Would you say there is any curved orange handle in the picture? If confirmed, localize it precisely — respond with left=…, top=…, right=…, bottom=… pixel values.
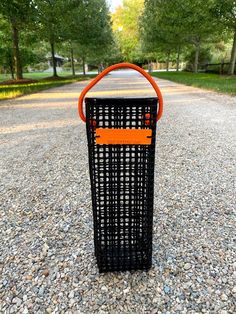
left=78, top=62, right=163, bottom=122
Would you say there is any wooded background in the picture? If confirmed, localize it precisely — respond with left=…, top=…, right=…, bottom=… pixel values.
left=0, top=0, right=235, bottom=80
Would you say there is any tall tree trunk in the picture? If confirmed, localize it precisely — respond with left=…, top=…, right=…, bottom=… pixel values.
left=82, top=57, right=86, bottom=75
left=194, top=43, right=200, bottom=73
left=156, top=58, right=158, bottom=70
left=50, top=42, right=58, bottom=77
left=7, top=52, right=15, bottom=79
left=10, top=62, right=14, bottom=79
left=12, top=25, right=23, bottom=80
left=220, top=59, right=224, bottom=75
left=166, top=52, right=170, bottom=72
left=176, top=46, right=180, bottom=72
left=70, top=47, right=75, bottom=76
left=228, top=30, right=236, bottom=75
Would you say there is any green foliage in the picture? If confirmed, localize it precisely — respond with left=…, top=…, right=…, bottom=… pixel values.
left=140, top=0, right=225, bottom=71
left=30, top=62, right=49, bottom=72
left=141, top=0, right=184, bottom=53
left=185, top=47, right=213, bottom=71
left=66, top=0, right=113, bottom=60
left=0, top=1, right=37, bottom=79
left=112, top=0, right=144, bottom=62
left=213, top=0, right=236, bottom=74
left=0, top=16, right=48, bottom=76
left=204, top=63, right=236, bottom=74
left=35, top=0, right=66, bottom=44
left=0, top=0, right=35, bottom=26
left=214, top=0, right=236, bottom=29
left=0, top=0, right=234, bottom=79
left=0, top=0, right=114, bottom=79
left=151, top=71, right=236, bottom=95
left=87, top=43, right=123, bottom=67
left=62, top=61, right=82, bottom=72
left=0, top=47, right=14, bottom=75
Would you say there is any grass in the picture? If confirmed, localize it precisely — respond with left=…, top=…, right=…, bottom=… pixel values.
left=0, top=71, right=81, bottom=82
left=151, top=71, right=236, bottom=95
left=0, top=74, right=96, bottom=101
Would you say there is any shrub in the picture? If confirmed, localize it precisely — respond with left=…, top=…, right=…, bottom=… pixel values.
left=30, top=62, right=49, bottom=72
left=62, top=61, right=82, bottom=72
left=185, top=47, right=212, bottom=72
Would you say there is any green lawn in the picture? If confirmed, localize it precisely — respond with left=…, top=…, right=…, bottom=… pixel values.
left=0, top=74, right=96, bottom=101
left=0, top=71, right=74, bottom=82
left=151, top=72, right=236, bottom=96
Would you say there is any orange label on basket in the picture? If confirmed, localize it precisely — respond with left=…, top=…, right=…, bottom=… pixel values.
left=96, top=128, right=152, bottom=145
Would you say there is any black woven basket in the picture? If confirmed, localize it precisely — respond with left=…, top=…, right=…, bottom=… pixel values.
left=85, top=97, right=158, bottom=272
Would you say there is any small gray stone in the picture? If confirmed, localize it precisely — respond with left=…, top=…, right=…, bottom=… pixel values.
left=232, top=286, right=236, bottom=296
left=184, top=263, right=192, bottom=270
left=221, top=293, right=228, bottom=301
left=69, top=291, right=75, bottom=298
left=22, top=308, right=29, bottom=314
left=123, top=287, right=130, bottom=294
left=163, top=285, right=171, bottom=294
left=101, top=286, right=108, bottom=293
left=38, top=287, right=44, bottom=297
left=10, top=305, right=18, bottom=314
left=23, top=295, right=27, bottom=302
left=3, top=279, right=8, bottom=286
left=219, top=310, right=228, bottom=314
left=12, top=297, right=22, bottom=306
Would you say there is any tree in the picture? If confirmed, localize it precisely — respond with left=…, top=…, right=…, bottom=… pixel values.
left=0, top=16, right=47, bottom=79
left=65, top=0, right=113, bottom=75
left=140, top=0, right=185, bottom=71
left=141, top=0, right=223, bottom=72
left=0, top=17, right=14, bottom=78
left=181, top=0, right=223, bottom=73
left=112, top=0, right=144, bottom=62
left=35, top=0, right=70, bottom=77
left=214, top=0, right=236, bottom=75
left=0, top=1, right=35, bottom=80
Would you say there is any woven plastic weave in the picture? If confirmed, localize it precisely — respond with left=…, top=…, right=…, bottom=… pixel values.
left=85, top=97, right=158, bottom=272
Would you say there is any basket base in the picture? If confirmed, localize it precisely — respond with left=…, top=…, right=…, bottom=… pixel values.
left=97, top=246, right=152, bottom=273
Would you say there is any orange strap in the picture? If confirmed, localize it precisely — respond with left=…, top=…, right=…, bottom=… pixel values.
left=78, top=62, right=163, bottom=122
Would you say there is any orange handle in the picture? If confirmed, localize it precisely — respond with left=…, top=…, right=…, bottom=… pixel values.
left=78, top=62, right=163, bottom=122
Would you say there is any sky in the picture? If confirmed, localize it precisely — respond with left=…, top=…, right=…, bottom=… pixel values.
left=107, top=0, right=123, bottom=12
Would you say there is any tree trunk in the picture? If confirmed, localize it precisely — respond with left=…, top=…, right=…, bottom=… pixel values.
left=82, top=57, right=86, bottom=75
left=156, top=58, right=158, bottom=70
left=176, top=46, right=180, bottom=72
left=50, top=42, right=58, bottom=77
left=228, top=30, right=236, bottom=75
left=166, top=52, right=170, bottom=72
left=70, top=47, right=75, bottom=76
left=12, top=25, right=23, bottom=80
left=10, top=62, right=14, bottom=79
left=7, top=51, right=15, bottom=79
left=194, top=43, right=200, bottom=73
left=220, top=59, right=224, bottom=75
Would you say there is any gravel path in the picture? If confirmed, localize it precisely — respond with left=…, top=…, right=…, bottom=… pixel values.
left=0, top=71, right=236, bottom=313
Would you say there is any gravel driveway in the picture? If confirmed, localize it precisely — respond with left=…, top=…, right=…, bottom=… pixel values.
left=0, top=71, right=236, bottom=313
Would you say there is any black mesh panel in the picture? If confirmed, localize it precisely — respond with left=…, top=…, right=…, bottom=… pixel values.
left=85, top=97, right=158, bottom=272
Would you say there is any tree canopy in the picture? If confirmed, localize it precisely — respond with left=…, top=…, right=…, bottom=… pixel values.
left=112, top=0, right=144, bottom=62
left=0, top=0, right=114, bottom=79
left=0, top=0, right=36, bottom=79
left=213, top=0, right=236, bottom=74
left=140, top=0, right=224, bottom=72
